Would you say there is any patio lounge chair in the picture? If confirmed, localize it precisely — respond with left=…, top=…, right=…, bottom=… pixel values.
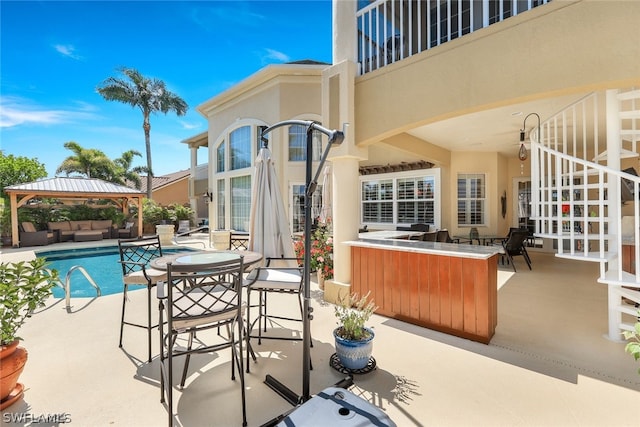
left=158, top=255, right=247, bottom=427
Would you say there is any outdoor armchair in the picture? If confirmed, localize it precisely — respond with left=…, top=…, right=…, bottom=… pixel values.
left=436, top=229, right=459, bottom=243
left=19, top=222, right=56, bottom=247
left=114, top=221, right=138, bottom=239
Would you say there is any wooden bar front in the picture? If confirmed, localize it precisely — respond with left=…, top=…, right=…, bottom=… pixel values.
left=350, top=245, right=499, bottom=344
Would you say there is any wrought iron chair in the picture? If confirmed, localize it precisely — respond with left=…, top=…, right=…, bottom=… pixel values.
left=117, top=235, right=166, bottom=362
left=158, top=255, right=247, bottom=427
left=500, top=230, right=532, bottom=272
left=244, top=257, right=311, bottom=371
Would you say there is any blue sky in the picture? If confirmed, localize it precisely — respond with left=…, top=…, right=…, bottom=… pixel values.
left=0, top=0, right=332, bottom=178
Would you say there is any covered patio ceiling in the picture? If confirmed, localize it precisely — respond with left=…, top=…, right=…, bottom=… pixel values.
left=4, top=177, right=145, bottom=248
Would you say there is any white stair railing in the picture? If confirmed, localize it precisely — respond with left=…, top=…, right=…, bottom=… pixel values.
left=531, top=88, right=640, bottom=339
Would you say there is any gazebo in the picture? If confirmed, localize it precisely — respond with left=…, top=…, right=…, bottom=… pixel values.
left=4, top=177, right=145, bottom=248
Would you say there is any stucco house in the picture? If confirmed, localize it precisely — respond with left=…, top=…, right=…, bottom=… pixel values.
left=190, top=0, right=640, bottom=340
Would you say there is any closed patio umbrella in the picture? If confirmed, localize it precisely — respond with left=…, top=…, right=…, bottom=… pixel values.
left=248, top=143, right=295, bottom=263
left=319, top=164, right=332, bottom=224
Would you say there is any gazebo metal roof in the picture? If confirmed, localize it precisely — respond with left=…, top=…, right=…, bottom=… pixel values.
left=4, top=177, right=145, bottom=247
left=5, top=177, right=144, bottom=195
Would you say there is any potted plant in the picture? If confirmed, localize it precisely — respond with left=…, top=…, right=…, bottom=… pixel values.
left=0, top=259, right=59, bottom=409
left=294, top=222, right=333, bottom=289
left=333, top=292, right=378, bottom=370
left=622, top=310, right=640, bottom=375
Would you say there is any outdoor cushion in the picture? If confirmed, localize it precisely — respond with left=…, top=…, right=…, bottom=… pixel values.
left=48, top=221, right=72, bottom=232
left=92, top=220, right=112, bottom=230
left=123, top=268, right=167, bottom=285
left=70, top=220, right=92, bottom=230
left=21, top=222, right=37, bottom=233
left=79, top=224, right=91, bottom=230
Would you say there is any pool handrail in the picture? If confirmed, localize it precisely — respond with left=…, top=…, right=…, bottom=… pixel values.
left=172, top=225, right=209, bottom=249
left=64, top=266, right=102, bottom=312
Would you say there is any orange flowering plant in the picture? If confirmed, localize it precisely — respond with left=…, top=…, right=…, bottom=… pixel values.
left=293, top=222, right=334, bottom=280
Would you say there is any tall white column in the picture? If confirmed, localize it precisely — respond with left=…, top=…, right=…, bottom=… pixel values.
left=322, top=1, right=366, bottom=303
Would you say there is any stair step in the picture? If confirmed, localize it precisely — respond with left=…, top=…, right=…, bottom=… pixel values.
left=617, top=89, right=640, bottom=101
left=619, top=110, right=640, bottom=120
left=593, top=148, right=639, bottom=161
left=598, top=269, right=640, bottom=286
left=556, top=252, right=614, bottom=263
left=618, top=303, right=640, bottom=317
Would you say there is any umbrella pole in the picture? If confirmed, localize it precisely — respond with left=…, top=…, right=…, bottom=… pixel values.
left=260, top=120, right=344, bottom=407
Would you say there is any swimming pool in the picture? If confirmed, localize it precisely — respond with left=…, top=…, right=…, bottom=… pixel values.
left=37, top=246, right=196, bottom=298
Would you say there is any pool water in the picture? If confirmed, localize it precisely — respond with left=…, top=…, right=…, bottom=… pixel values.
left=37, top=246, right=195, bottom=298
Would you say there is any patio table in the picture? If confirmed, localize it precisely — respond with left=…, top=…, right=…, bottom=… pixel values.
left=150, top=250, right=263, bottom=270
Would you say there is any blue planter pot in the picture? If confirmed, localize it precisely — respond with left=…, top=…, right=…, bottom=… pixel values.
left=333, top=327, right=374, bottom=370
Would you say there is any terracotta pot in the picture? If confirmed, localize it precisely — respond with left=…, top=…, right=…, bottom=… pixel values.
left=0, top=340, right=28, bottom=410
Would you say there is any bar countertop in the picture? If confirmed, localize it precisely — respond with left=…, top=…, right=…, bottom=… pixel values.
left=345, top=237, right=503, bottom=260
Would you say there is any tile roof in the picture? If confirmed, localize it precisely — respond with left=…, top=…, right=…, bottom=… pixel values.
left=139, top=169, right=190, bottom=194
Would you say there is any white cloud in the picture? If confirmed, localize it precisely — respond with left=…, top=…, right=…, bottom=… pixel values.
left=179, top=120, right=201, bottom=130
left=0, top=96, right=98, bottom=128
left=262, top=48, right=290, bottom=64
left=53, top=44, right=83, bottom=60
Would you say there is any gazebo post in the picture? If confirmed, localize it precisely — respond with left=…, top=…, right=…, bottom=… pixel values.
left=9, top=192, right=19, bottom=248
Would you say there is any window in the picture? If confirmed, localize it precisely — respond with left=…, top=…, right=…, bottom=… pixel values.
left=289, top=124, right=322, bottom=162
left=397, top=176, right=436, bottom=224
left=360, top=169, right=440, bottom=227
left=230, top=126, right=251, bottom=170
left=216, top=141, right=225, bottom=173
left=213, top=123, right=262, bottom=231
left=362, top=179, right=394, bottom=223
left=231, top=176, right=251, bottom=231
left=457, top=173, right=486, bottom=226
left=291, top=184, right=306, bottom=233
left=217, top=179, right=225, bottom=229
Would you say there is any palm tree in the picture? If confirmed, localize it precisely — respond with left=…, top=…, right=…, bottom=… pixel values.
left=56, top=141, right=116, bottom=179
left=96, top=67, right=188, bottom=199
left=113, top=149, right=147, bottom=190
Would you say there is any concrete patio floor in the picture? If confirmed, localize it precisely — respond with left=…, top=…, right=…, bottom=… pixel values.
left=1, top=237, right=639, bottom=426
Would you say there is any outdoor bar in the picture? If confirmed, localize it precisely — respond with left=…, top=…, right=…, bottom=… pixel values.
left=345, top=237, right=502, bottom=344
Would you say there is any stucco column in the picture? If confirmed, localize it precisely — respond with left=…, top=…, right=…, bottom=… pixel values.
left=189, top=145, right=198, bottom=215
left=331, top=156, right=361, bottom=283
left=333, top=0, right=357, bottom=63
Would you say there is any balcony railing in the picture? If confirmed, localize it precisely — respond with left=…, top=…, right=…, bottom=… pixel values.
left=357, top=0, right=550, bottom=75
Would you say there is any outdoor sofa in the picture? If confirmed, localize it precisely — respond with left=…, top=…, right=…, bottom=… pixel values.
left=47, top=220, right=113, bottom=242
